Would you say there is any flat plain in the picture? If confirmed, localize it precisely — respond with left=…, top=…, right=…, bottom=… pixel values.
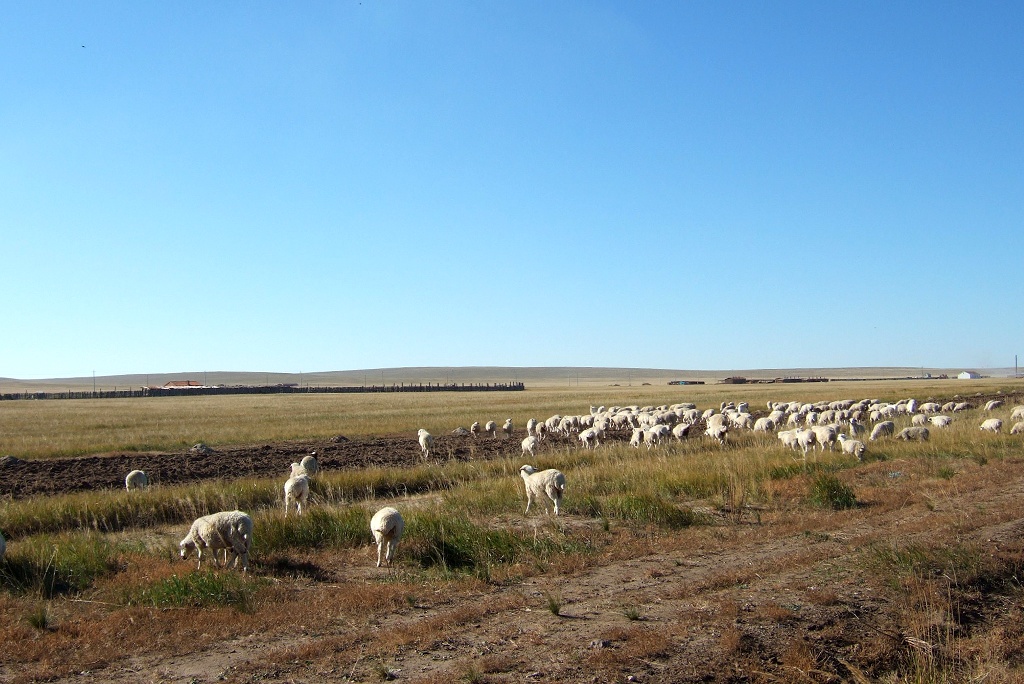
left=2, top=377, right=1024, bottom=683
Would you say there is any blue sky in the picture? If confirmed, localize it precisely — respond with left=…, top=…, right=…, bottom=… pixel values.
left=2, top=2, right=1022, bottom=379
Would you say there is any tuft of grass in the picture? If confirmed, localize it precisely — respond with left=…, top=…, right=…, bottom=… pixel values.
left=26, top=602, right=52, bottom=630
left=0, top=532, right=122, bottom=597
left=545, top=590, right=562, bottom=616
left=255, top=506, right=369, bottom=554
left=123, top=569, right=260, bottom=610
left=808, top=474, right=857, bottom=510
left=599, top=494, right=706, bottom=529
left=623, top=604, right=644, bottom=621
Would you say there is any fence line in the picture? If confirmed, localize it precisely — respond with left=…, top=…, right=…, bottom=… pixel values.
left=0, top=382, right=526, bottom=401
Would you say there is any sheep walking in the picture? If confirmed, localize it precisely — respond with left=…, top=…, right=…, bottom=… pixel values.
left=521, top=434, right=539, bottom=458
left=519, top=465, right=566, bottom=516
left=484, top=420, right=498, bottom=438
left=980, top=418, right=1003, bottom=433
left=869, top=421, right=895, bottom=441
left=1011, top=406, right=1024, bottom=422
left=179, top=510, right=253, bottom=572
left=470, top=421, right=481, bottom=438
left=502, top=418, right=514, bottom=438
left=897, top=426, right=930, bottom=442
left=1011, top=422, right=1024, bottom=435
left=417, top=429, right=434, bottom=460
left=578, top=427, right=600, bottom=450
left=284, top=473, right=310, bottom=516
left=125, top=469, right=149, bottom=491
left=370, top=506, right=404, bottom=568
left=837, top=434, right=866, bottom=461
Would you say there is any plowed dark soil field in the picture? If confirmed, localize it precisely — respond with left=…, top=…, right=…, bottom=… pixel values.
left=0, top=434, right=521, bottom=499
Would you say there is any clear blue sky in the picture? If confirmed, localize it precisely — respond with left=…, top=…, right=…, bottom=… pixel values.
left=3, top=2, right=1022, bottom=379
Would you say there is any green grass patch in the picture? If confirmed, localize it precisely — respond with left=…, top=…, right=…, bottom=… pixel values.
left=0, top=532, right=122, bottom=597
left=123, top=569, right=261, bottom=610
left=807, top=474, right=857, bottom=510
left=255, top=507, right=369, bottom=554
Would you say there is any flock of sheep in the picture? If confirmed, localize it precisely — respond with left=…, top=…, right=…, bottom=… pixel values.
left=3, top=393, right=1017, bottom=572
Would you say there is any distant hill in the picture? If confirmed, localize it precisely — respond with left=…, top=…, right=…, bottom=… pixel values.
left=2, top=365, right=1017, bottom=393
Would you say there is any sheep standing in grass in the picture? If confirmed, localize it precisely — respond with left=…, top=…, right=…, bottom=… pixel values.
left=519, top=465, right=566, bottom=516
left=870, top=421, right=895, bottom=441
left=526, top=418, right=538, bottom=436
left=370, top=506, right=404, bottom=568
left=417, top=429, right=434, bottom=460
left=980, top=418, right=1003, bottom=433
left=1011, top=406, right=1024, bottom=422
left=300, top=453, right=319, bottom=476
left=179, top=510, right=253, bottom=572
left=795, top=428, right=817, bottom=454
left=985, top=400, right=1004, bottom=411
left=929, top=415, right=953, bottom=428
left=284, top=472, right=310, bottom=516
left=521, top=434, right=539, bottom=458
left=1011, top=422, right=1024, bottom=435
left=502, top=418, right=514, bottom=439
left=484, top=420, right=498, bottom=438
left=578, top=427, right=600, bottom=450
left=837, top=434, right=866, bottom=460
left=897, top=426, right=930, bottom=441
left=125, top=469, right=149, bottom=491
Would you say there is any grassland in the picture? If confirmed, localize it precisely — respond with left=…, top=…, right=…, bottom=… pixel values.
left=2, top=378, right=1024, bottom=683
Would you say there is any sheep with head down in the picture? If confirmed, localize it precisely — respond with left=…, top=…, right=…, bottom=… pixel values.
left=519, top=465, right=566, bottom=516
left=370, top=506, right=404, bottom=568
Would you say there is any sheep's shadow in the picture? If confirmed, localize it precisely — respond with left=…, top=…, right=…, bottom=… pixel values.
left=261, top=556, right=335, bottom=582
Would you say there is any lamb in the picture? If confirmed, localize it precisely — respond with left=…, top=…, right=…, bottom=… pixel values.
left=753, top=417, right=776, bottom=433
left=369, top=506, right=404, bottom=567
left=125, top=469, right=149, bottom=491
left=521, top=434, right=539, bottom=458
left=179, top=510, right=253, bottom=572
left=980, top=418, right=1003, bottom=433
left=519, top=465, right=566, bottom=516
left=578, top=427, right=600, bottom=450
left=284, top=472, right=310, bottom=516
left=870, top=421, right=896, bottom=441
left=300, top=452, right=320, bottom=476
left=502, top=418, right=514, bottom=438
left=837, top=434, right=866, bottom=460
left=417, top=428, right=434, bottom=460
left=484, top=420, right=498, bottom=438
left=897, top=426, right=930, bottom=441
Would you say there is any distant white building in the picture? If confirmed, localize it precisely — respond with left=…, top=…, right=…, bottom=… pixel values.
left=958, top=371, right=982, bottom=380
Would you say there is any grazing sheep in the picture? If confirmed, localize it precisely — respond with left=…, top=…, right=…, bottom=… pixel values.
left=777, top=429, right=800, bottom=451
left=1011, top=406, right=1024, bottom=422
left=300, top=453, right=320, bottom=476
left=704, top=423, right=729, bottom=446
left=919, top=402, right=942, bottom=414
left=795, top=428, right=817, bottom=454
left=897, top=426, right=930, bottom=441
left=484, top=420, right=498, bottom=438
left=929, top=415, right=953, bottom=428
left=1011, top=422, right=1024, bottom=435
left=629, top=427, right=645, bottom=448
left=953, top=402, right=971, bottom=412
left=284, top=473, right=310, bottom=516
left=417, top=429, right=434, bottom=460
left=672, top=422, right=693, bottom=441
left=837, top=434, right=866, bottom=460
left=980, top=418, right=1003, bottom=433
left=811, top=425, right=838, bottom=452
left=911, top=414, right=928, bottom=427
left=849, top=418, right=866, bottom=437
left=179, top=510, right=253, bottom=572
left=519, top=465, right=566, bottom=516
left=870, top=421, right=896, bottom=441
left=470, top=421, right=481, bottom=438
left=521, top=434, right=539, bottom=458
left=646, top=424, right=670, bottom=449
left=578, top=427, right=600, bottom=450
left=369, top=506, right=404, bottom=568
left=753, top=417, right=776, bottom=433
left=125, top=469, right=149, bottom=491
left=985, top=399, right=1004, bottom=412
left=502, top=418, right=514, bottom=438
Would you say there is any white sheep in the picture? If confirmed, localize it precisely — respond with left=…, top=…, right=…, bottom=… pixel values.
left=370, top=506, right=404, bottom=568
left=526, top=418, right=538, bottom=436
left=484, top=420, right=498, bottom=438
left=911, top=414, right=928, bottom=427
left=629, top=427, right=645, bottom=448
left=502, top=418, right=514, bottom=438
left=519, top=465, right=566, bottom=516
left=929, top=415, right=953, bottom=428
left=179, top=510, right=253, bottom=572
left=837, top=434, right=866, bottom=460
left=470, top=421, right=481, bottom=438
left=777, top=429, right=799, bottom=450
left=985, top=399, right=1004, bottom=411
left=849, top=419, right=866, bottom=437
left=645, top=424, right=671, bottom=449
left=897, top=426, right=929, bottom=441
left=795, top=428, right=817, bottom=454
left=1011, top=406, right=1024, bottom=422
left=704, top=423, right=729, bottom=446
left=811, top=425, right=838, bottom=452
left=1011, top=422, right=1024, bottom=435
left=980, top=418, right=1003, bottom=433
left=521, top=434, right=539, bottom=458
left=284, top=473, right=310, bottom=516
left=417, top=428, right=434, bottom=460
left=672, top=422, right=693, bottom=441
left=578, top=427, right=600, bottom=450
left=300, top=453, right=320, bottom=475
left=125, top=469, right=149, bottom=491
left=870, top=421, right=895, bottom=441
